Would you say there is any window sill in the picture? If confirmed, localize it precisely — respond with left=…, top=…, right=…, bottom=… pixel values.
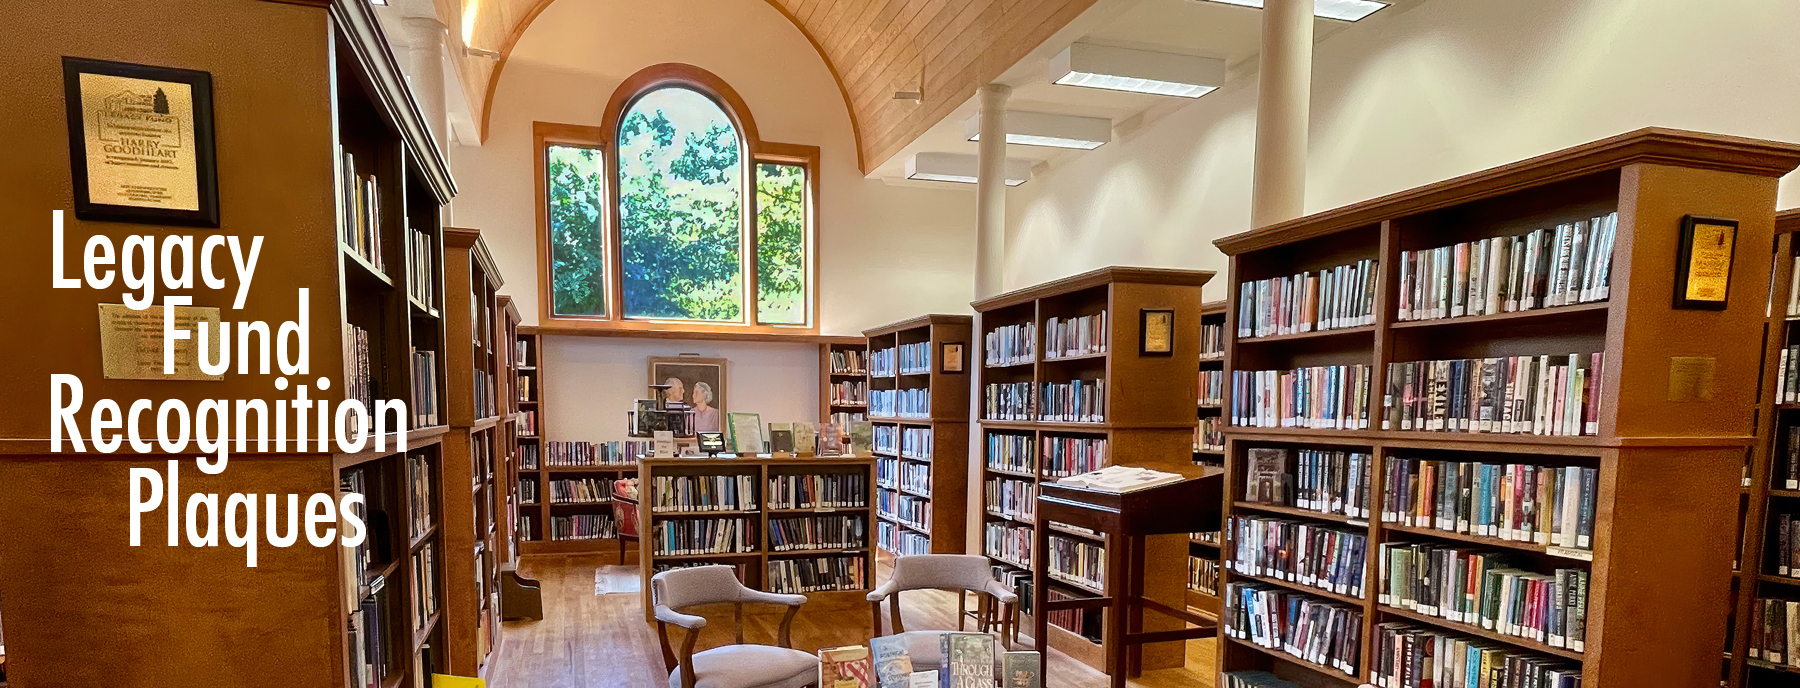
left=523, top=321, right=860, bottom=345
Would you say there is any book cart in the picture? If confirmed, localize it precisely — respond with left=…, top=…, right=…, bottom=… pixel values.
left=973, top=266, right=1212, bottom=672
left=1215, top=128, right=1800, bottom=688
left=863, top=315, right=973, bottom=556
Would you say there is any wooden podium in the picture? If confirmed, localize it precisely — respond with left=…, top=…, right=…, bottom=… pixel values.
left=1033, top=468, right=1224, bottom=687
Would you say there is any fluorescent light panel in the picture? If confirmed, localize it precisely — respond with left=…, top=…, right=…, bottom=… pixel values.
left=1050, top=44, right=1226, bottom=99
left=1204, top=0, right=1389, bottom=22
left=965, top=111, right=1112, bottom=150
left=906, top=153, right=1031, bottom=186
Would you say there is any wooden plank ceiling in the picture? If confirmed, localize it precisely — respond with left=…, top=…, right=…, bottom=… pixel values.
left=446, top=0, right=1098, bottom=175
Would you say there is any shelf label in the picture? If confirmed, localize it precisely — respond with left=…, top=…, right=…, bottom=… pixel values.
left=1545, top=545, right=1595, bottom=561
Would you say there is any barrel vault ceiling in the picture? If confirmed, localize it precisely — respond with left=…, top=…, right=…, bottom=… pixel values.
left=441, top=0, right=1101, bottom=175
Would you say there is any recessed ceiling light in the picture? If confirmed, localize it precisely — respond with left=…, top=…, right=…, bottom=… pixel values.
left=965, top=111, right=1112, bottom=150
left=905, top=153, right=1031, bottom=186
left=1203, top=0, right=1390, bottom=22
left=1050, top=44, right=1227, bottom=99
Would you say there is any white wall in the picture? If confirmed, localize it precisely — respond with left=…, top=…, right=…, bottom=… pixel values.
left=1006, top=0, right=1800, bottom=300
left=446, top=0, right=979, bottom=441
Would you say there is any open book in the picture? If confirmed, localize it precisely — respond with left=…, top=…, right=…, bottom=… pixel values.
left=1056, top=465, right=1185, bottom=493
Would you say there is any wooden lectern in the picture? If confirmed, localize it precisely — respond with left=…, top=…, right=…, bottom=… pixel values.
left=1033, top=467, right=1223, bottom=687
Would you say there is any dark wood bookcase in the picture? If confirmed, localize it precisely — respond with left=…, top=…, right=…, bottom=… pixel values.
left=820, top=338, right=871, bottom=436
left=1214, top=128, right=1800, bottom=688
left=972, top=267, right=1212, bottom=672
left=1188, top=300, right=1228, bottom=619
left=1727, top=208, right=1800, bottom=688
left=497, top=296, right=523, bottom=566
left=863, top=315, right=973, bottom=556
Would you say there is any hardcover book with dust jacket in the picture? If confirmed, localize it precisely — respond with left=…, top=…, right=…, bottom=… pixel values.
left=869, top=634, right=913, bottom=688
left=940, top=632, right=993, bottom=688
left=819, top=644, right=875, bottom=688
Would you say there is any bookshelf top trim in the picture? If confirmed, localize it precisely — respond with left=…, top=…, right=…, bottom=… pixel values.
left=971, top=265, right=1216, bottom=311
left=517, top=324, right=860, bottom=345
left=1215, top=127, right=1800, bottom=255
left=861, top=313, right=974, bottom=337
left=639, top=455, right=877, bottom=467
left=445, top=227, right=503, bottom=290
left=1779, top=207, right=1800, bottom=234
left=1201, top=300, right=1227, bottom=315
left=329, top=0, right=455, bottom=203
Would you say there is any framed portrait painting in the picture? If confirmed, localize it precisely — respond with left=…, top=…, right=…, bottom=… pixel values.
left=649, top=356, right=726, bottom=434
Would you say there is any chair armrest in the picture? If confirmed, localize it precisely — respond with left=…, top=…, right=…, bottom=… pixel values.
left=739, top=588, right=808, bottom=608
left=865, top=578, right=902, bottom=602
left=983, top=580, right=1019, bottom=605
left=655, top=604, right=708, bottom=630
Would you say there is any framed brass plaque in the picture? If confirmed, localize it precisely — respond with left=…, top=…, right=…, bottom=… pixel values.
left=1674, top=215, right=1737, bottom=310
left=63, top=57, right=219, bottom=227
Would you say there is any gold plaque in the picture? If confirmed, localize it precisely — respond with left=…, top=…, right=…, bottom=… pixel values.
left=1667, top=356, right=1716, bottom=402
left=1675, top=216, right=1737, bottom=310
left=1140, top=309, right=1174, bottom=356
left=98, top=304, right=225, bottom=381
left=63, top=57, right=218, bottom=226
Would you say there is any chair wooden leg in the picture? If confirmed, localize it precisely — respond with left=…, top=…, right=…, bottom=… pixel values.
left=958, top=592, right=967, bottom=631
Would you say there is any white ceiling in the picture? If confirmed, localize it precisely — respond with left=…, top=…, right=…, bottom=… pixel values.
left=873, top=0, right=1428, bottom=184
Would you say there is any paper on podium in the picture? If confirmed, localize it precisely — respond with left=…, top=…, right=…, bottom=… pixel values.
left=433, top=675, right=486, bottom=688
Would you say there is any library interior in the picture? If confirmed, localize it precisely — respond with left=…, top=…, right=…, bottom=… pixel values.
left=6, top=1, right=1800, bottom=687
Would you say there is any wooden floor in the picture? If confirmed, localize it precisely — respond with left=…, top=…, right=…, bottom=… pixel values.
left=484, top=553, right=1217, bottom=688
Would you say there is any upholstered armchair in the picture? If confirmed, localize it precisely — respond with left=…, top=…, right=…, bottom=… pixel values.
left=651, top=565, right=816, bottom=688
left=866, top=554, right=1017, bottom=670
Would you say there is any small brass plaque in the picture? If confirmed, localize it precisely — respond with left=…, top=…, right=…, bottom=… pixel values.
left=1667, top=356, right=1716, bottom=402
left=98, top=303, right=223, bottom=381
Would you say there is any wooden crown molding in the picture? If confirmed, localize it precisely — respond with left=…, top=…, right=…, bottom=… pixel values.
left=1778, top=208, right=1800, bottom=235
left=861, top=313, right=975, bottom=338
left=972, top=266, right=1218, bottom=312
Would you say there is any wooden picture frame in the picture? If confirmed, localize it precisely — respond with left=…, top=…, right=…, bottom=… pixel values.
left=1139, top=308, right=1175, bottom=356
left=62, top=57, right=219, bottom=227
left=1673, top=215, right=1738, bottom=311
left=649, top=356, right=726, bottom=433
left=940, top=342, right=965, bottom=374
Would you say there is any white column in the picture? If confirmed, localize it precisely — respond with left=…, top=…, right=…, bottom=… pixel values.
left=1250, top=0, right=1313, bottom=228
left=401, top=15, right=451, bottom=152
left=975, top=84, right=1012, bottom=300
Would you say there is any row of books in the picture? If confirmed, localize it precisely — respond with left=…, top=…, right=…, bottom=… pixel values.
left=1228, top=516, right=1368, bottom=598
left=550, top=514, right=615, bottom=541
left=768, top=473, right=868, bottom=510
left=1231, top=365, right=1375, bottom=430
left=1043, top=436, right=1107, bottom=478
left=410, top=349, right=440, bottom=428
left=985, top=477, right=1035, bottom=522
left=1238, top=259, right=1379, bottom=338
left=877, top=489, right=930, bottom=530
left=985, top=521, right=1033, bottom=567
left=898, top=461, right=929, bottom=495
left=1382, top=458, right=1598, bottom=550
left=647, top=474, right=758, bottom=513
left=1243, top=448, right=1373, bottom=519
left=767, top=554, right=866, bottom=594
left=820, top=633, right=1036, bottom=688
left=872, top=425, right=898, bottom=455
left=1047, top=535, right=1106, bottom=591
left=875, top=457, right=899, bottom=489
left=1225, top=583, right=1362, bottom=677
left=514, top=339, right=534, bottom=367
left=347, top=588, right=394, bottom=688
left=1043, top=312, right=1107, bottom=358
left=1771, top=512, right=1800, bottom=576
left=1196, top=416, right=1224, bottom=452
left=515, top=373, right=533, bottom=403
left=520, top=478, right=538, bottom=504
left=1749, top=596, right=1800, bottom=667
left=829, top=411, right=866, bottom=435
left=986, top=322, right=1035, bottom=366
left=1190, top=555, right=1219, bottom=596
left=1383, top=354, right=1601, bottom=436
left=1221, top=672, right=1305, bottom=688
left=1774, top=346, right=1800, bottom=405
left=869, top=389, right=929, bottom=418
left=338, top=149, right=385, bottom=271
left=899, top=427, right=931, bottom=460
left=521, top=440, right=646, bottom=468
left=472, top=369, right=497, bottom=420
left=1200, top=369, right=1224, bottom=406
left=410, top=546, right=439, bottom=633
left=868, top=347, right=895, bottom=377
left=517, top=409, right=537, bottom=436
left=547, top=478, right=612, bottom=505
left=896, top=341, right=932, bottom=374
left=1371, top=624, right=1581, bottom=688
left=406, top=226, right=434, bottom=308
left=1202, top=322, right=1225, bottom=359
left=1047, top=587, right=1101, bottom=642
left=407, top=452, right=434, bottom=538
left=877, top=520, right=931, bottom=556
left=651, top=517, right=754, bottom=555
left=984, top=382, right=1035, bottom=421
left=829, top=348, right=868, bottom=375
left=344, top=325, right=376, bottom=435
left=340, top=469, right=379, bottom=608
left=828, top=380, right=868, bottom=406
left=986, top=433, right=1034, bottom=474
left=767, top=514, right=866, bottom=551
left=1398, top=214, right=1617, bottom=322
left=1377, top=542, right=1589, bottom=651
left=1039, top=378, right=1106, bottom=423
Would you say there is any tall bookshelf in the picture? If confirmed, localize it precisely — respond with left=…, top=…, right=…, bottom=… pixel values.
left=1214, top=128, right=1800, bottom=688
left=512, top=330, right=542, bottom=550
left=1727, top=208, right=1800, bottom=688
left=497, top=296, right=523, bottom=565
left=441, top=228, right=506, bottom=677
left=863, top=315, right=973, bottom=556
left=1188, top=301, right=1229, bottom=619
left=510, top=330, right=637, bottom=556
left=821, top=338, right=871, bottom=435
left=973, top=267, right=1211, bottom=672
left=636, top=456, right=878, bottom=620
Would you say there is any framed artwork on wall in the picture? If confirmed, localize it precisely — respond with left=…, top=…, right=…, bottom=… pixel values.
left=649, top=356, right=726, bottom=433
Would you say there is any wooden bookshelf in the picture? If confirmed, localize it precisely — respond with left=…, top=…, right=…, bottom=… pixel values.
left=972, top=267, right=1212, bottom=672
left=1214, top=128, right=1800, bottom=688
left=1727, top=207, right=1800, bottom=688
left=1189, top=301, right=1228, bottom=619
left=820, top=337, right=871, bottom=435
left=496, top=296, right=523, bottom=565
left=440, top=228, right=507, bottom=677
left=862, top=315, right=973, bottom=556
left=636, top=456, right=878, bottom=620
left=510, top=329, right=638, bottom=556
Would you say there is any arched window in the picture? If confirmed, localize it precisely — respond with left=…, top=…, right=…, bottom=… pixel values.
left=533, top=64, right=817, bottom=333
